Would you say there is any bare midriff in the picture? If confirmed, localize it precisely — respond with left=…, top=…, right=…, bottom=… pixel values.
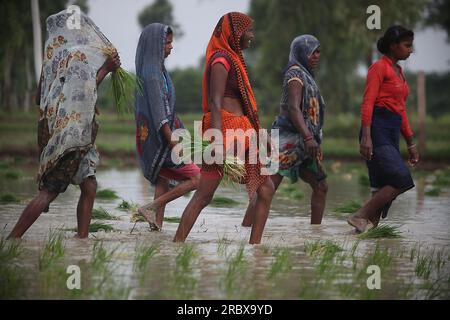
left=221, top=97, right=244, bottom=116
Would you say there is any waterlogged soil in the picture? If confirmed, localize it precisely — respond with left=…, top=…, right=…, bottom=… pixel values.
left=1, top=162, right=449, bottom=299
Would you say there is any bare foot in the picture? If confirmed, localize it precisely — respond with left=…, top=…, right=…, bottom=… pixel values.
left=347, top=214, right=368, bottom=233
left=138, top=205, right=161, bottom=231
left=368, top=212, right=381, bottom=229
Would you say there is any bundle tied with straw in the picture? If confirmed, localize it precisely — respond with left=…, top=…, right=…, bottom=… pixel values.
left=101, top=46, right=143, bottom=114
left=179, top=135, right=246, bottom=187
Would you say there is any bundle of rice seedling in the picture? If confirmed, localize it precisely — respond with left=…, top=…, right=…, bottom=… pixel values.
left=101, top=46, right=143, bottom=114
left=180, top=136, right=246, bottom=186
left=358, top=224, right=402, bottom=239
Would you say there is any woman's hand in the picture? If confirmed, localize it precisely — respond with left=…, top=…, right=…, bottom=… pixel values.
left=305, top=138, right=319, bottom=159
left=360, top=133, right=373, bottom=161
left=97, top=52, right=121, bottom=86
left=102, top=52, right=121, bottom=73
left=408, top=145, right=419, bottom=166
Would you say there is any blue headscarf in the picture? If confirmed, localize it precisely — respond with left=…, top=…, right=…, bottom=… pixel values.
left=135, top=23, right=177, bottom=184
left=287, top=34, right=320, bottom=76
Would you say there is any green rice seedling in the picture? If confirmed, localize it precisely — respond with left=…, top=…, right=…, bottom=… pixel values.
left=38, top=230, right=65, bottom=271
left=89, top=222, right=114, bottom=233
left=425, top=187, right=442, bottom=196
left=365, top=243, right=393, bottom=270
left=171, top=244, right=199, bottom=299
left=181, top=137, right=246, bottom=185
left=415, top=251, right=434, bottom=280
left=267, top=248, right=293, bottom=281
left=210, top=196, right=240, bottom=207
left=0, top=194, right=19, bottom=203
left=91, top=241, right=116, bottom=273
left=163, top=216, right=181, bottom=223
left=92, top=207, right=119, bottom=220
left=117, top=200, right=131, bottom=210
left=117, top=199, right=138, bottom=211
left=0, top=237, right=22, bottom=263
left=134, top=243, right=159, bottom=273
left=217, top=235, right=232, bottom=257
left=305, top=240, right=343, bottom=258
left=278, top=182, right=304, bottom=200
left=96, top=188, right=119, bottom=199
left=0, top=238, right=25, bottom=299
left=358, top=224, right=402, bottom=239
left=223, top=246, right=248, bottom=298
left=101, top=46, right=143, bottom=115
left=334, top=201, right=362, bottom=214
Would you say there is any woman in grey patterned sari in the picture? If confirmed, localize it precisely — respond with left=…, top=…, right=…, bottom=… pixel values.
left=8, top=10, right=120, bottom=239
left=244, top=35, right=328, bottom=226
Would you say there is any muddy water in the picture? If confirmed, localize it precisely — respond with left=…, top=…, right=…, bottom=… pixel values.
left=1, top=163, right=449, bottom=299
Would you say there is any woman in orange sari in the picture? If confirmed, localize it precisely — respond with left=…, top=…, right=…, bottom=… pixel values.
left=174, top=12, right=275, bottom=244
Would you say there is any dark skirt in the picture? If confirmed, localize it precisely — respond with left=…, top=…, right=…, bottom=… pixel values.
left=362, top=107, right=415, bottom=191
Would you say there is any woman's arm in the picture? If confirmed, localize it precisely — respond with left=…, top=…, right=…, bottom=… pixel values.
left=209, top=63, right=228, bottom=132
left=96, top=52, right=121, bottom=86
left=287, top=80, right=319, bottom=158
left=360, top=62, right=384, bottom=161
left=161, top=122, right=177, bottom=149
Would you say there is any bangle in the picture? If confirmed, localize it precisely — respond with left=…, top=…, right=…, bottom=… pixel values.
left=407, top=144, right=416, bottom=150
left=303, top=135, right=313, bottom=143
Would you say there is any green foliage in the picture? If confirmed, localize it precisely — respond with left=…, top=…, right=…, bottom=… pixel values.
left=425, top=0, right=450, bottom=41
left=248, top=0, right=427, bottom=112
left=334, top=200, right=362, bottom=214
left=92, top=207, right=119, bottom=220
left=96, top=188, right=119, bottom=199
left=170, top=67, right=203, bottom=113
left=210, top=196, right=241, bottom=207
left=137, top=0, right=182, bottom=36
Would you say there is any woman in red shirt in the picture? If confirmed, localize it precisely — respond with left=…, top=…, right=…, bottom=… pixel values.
left=348, top=25, right=419, bottom=233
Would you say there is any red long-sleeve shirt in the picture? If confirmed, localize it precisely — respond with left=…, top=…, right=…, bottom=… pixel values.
left=360, top=55, right=414, bottom=138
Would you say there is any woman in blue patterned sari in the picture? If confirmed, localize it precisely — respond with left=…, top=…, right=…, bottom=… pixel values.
left=135, top=23, right=200, bottom=231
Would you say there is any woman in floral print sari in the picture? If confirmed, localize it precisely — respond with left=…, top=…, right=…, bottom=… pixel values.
left=246, top=35, right=328, bottom=225
left=7, top=10, right=120, bottom=239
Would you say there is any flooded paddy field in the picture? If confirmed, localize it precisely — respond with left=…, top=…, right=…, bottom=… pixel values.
left=1, top=159, right=449, bottom=299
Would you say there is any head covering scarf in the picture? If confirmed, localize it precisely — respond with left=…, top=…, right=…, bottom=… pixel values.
left=135, top=23, right=178, bottom=184
left=286, top=34, right=325, bottom=134
left=287, top=34, right=320, bottom=75
left=202, top=12, right=260, bottom=131
left=37, top=10, right=110, bottom=184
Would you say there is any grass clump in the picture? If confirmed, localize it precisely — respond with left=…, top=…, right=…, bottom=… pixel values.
left=0, top=194, right=19, bottom=203
left=96, top=188, right=119, bottom=199
left=92, top=207, right=119, bottom=220
left=38, top=230, right=65, bottom=270
left=358, top=225, right=402, bottom=239
left=89, top=222, right=114, bottom=233
left=334, top=200, right=362, bottom=214
left=164, top=216, right=181, bottom=223
left=267, top=248, right=293, bottom=281
left=210, top=196, right=240, bottom=207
